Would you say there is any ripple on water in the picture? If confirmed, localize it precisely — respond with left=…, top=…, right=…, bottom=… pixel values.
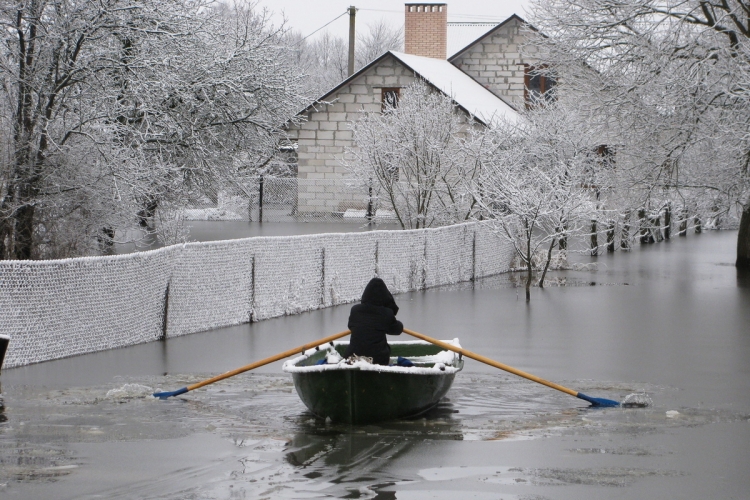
left=1, top=371, right=746, bottom=498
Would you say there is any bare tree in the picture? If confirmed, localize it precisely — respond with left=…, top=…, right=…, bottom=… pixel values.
left=346, top=81, right=482, bottom=229
left=528, top=0, right=750, bottom=268
left=355, top=19, right=403, bottom=69
left=0, top=0, right=308, bottom=259
left=292, top=19, right=403, bottom=98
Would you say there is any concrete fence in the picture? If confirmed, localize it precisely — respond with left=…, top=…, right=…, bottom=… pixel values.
left=0, top=222, right=514, bottom=368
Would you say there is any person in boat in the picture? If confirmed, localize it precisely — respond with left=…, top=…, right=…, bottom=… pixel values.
left=345, top=277, right=405, bottom=366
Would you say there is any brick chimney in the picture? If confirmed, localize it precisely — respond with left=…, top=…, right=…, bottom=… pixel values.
left=404, top=3, right=447, bottom=59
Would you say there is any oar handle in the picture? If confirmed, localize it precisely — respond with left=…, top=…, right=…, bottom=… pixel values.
left=402, top=328, right=619, bottom=407
left=154, top=330, right=351, bottom=399
left=402, top=328, right=577, bottom=397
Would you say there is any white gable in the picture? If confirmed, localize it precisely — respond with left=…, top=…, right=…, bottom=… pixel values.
left=447, top=23, right=499, bottom=59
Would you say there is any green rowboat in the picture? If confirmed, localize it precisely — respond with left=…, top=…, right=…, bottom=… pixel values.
left=283, top=339, right=463, bottom=424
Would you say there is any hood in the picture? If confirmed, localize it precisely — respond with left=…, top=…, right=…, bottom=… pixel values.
left=361, top=278, right=399, bottom=315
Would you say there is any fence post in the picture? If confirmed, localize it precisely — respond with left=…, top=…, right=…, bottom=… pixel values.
left=422, top=236, right=428, bottom=290
left=679, top=207, right=688, bottom=236
left=653, top=213, right=664, bottom=242
left=258, top=175, right=264, bottom=223
left=621, top=210, right=631, bottom=250
left=366, top=181, right=374, bottom=225
left=250, top=255, right=256, bottom=322
left=374, top=240, right=379, bottom=276
left=160, top=283, right=170, bottom=341
left=320, top=248, right=326, bottom=307
left=606, top=220, right=615, bottom=253
left=639, top=208, right=653, bottom=244
left=472, top=228, right=477, bottom=282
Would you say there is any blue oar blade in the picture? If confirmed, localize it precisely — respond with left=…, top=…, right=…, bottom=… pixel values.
left=153, top=387, right=189, bottom=399
left=576, top=392, right=620, bottom=407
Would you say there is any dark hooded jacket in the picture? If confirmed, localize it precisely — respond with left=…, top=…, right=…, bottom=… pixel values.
left=345, top=278, right=403, bottom=365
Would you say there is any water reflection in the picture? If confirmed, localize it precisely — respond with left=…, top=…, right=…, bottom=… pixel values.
left=0, top=381, right=5, bottom=423
left=1, top=231, right=749, bottom=499
left=737, top=268, right=750, bottom=288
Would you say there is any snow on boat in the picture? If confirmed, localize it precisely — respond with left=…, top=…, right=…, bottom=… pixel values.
left=283, top=339, right=463, bottom=424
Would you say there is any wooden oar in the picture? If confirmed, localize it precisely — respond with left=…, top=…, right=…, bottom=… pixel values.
left=403, top=328, right=619, bottom=407
left=153, top=330, right=351, bottom=399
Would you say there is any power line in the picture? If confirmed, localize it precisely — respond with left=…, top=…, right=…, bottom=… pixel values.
left=358, top=8, right=508, bottom=23
left=298, top=11, right=348, bottom=43
left=447, top=22, right=500, bottom=25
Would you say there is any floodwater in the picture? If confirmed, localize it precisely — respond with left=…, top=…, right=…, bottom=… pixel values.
left=1, top=230, right=749, bottom=499
left=112, top=220, right=401, bottom=254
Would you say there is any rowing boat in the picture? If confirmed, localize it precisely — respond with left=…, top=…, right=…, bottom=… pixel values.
left=282, top=338, right=463, bottom=424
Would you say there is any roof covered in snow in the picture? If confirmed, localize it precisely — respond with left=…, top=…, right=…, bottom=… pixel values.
left=389, top=51, right=519, bottom=125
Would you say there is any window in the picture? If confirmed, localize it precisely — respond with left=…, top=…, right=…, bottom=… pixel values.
left=524, top=65, right=556, bottom=107
left=596, top=145, right=615, bottom=168
left=381, top=88, right=400, bottom=112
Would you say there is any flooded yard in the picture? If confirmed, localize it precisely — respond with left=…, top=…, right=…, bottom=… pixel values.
left=1, top=230, right=748, bottom=499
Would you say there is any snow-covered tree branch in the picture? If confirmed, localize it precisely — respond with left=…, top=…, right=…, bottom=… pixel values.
left=472, top=104, right=597, bottom=301
left=0, top=0, right=309, bottom=259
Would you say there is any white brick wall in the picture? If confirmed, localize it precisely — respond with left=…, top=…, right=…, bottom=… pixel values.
left=290, top=55, right=421, bottom=214
left=450, top=17, right=540, bottom=109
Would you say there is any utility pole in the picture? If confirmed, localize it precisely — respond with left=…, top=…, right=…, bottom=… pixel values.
left=348, top=6, right=356, bottom=76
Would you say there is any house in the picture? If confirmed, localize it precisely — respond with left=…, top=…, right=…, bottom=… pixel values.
left=288, top=4, right=546, bottom=216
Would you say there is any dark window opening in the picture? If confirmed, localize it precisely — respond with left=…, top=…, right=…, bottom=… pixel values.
left=596, top=144, right=615, bottom=168
left=525, top=65, right=556, bottom=107
left=381, top=88, right=400, bottom=112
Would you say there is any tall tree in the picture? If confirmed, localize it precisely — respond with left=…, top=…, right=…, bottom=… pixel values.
left=0, top=0, right=308, bottom=259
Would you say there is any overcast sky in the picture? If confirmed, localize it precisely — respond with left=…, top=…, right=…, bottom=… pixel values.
left=250, top=0, right=532, bottom=42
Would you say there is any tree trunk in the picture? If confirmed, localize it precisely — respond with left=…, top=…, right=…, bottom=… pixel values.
left=590, top=219, right=598, bottom=256
left=526, top=259, right=532, bottom=302
left=138, top=198, right=159, bottom=229
left=737, top=204, right=750, bottom=270
left=14, top=204, right=36, bottom=260
left=538, top=238, right=557, bottom=288
left=557, top=218, right=568, bottom=251
left=664, top=203, right=671, bottom=240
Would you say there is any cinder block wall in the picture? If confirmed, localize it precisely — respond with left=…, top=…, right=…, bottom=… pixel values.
left=404, top=3, right=447, bottom=59
left=450, top=17, right=539, bottom=109
left=290, top=55, right=419, bottom=214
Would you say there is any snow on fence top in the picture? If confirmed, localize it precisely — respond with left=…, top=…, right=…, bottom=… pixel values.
left=0, top=222, right=513, bottom=368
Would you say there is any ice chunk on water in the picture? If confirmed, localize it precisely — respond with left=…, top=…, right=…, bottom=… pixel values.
left=105, top=384, right=154, bottom=399
left=621, top=392, right=652, bottom=408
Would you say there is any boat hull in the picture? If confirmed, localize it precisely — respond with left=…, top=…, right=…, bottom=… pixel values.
left=285, top=340, right=462, bottom=424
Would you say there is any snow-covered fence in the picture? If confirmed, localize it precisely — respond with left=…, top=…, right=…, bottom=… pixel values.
left=0, top=222, right=513, bottom=368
